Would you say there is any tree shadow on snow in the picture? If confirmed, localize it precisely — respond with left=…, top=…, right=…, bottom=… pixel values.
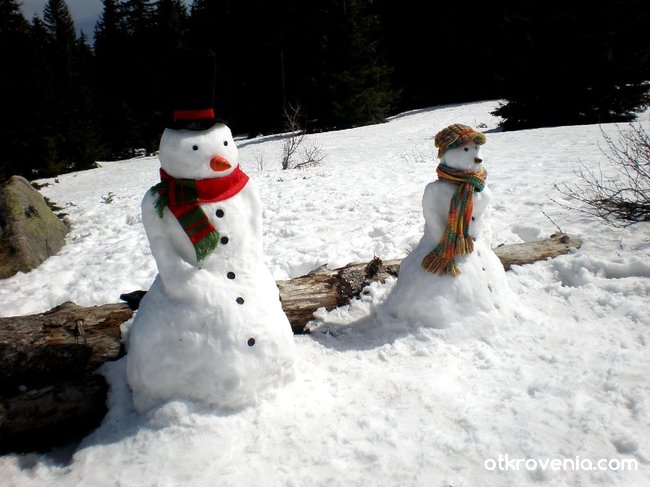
left=308, top=310, right=424, bottom=352
left=11, top=358, right=241, bottom=473
left=308, top=305, right=507, bottom=353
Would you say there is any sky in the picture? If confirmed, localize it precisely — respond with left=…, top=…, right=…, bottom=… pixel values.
left=19, top=1, right=192, bottom=41
left=20, top=0, right=103, bottom=37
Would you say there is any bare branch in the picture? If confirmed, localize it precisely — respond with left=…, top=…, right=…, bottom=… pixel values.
left=552, top=123, right=650, bottom=227
left=280, top=104, right=325, bottom=170
left=253, top=150, right=265, bottom=171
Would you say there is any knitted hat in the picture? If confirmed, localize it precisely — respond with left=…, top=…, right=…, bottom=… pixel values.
left=434, top=124, right=486, bottom=158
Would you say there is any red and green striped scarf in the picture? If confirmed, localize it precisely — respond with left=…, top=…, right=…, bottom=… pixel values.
left=150, top=167, right=249, bottom=261
left=421, top=163, right=487, bottom=276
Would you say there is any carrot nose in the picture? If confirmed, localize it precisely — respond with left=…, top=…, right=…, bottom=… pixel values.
left=474, top=157, right=483, bottom=164
left=210, top=155, right=231, bottom=172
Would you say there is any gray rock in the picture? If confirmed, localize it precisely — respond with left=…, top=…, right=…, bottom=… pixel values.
left=0, top=176, right=69, bottom=279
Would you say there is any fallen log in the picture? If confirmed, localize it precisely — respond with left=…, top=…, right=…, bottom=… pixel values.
left=0, top=233, right=583, bottom=372
left=0, top=233, right=581, bottom=450
left=282, top=232, right=582, bottom=331
left=0, top=301, right=127, bottom=452
left=0, top=374, right=108, bottom=453
left=0, top=301, right=130, bottom=388
left=277, top=256, right=398, bottom=333
left=494, top=232, right=583, bottom=270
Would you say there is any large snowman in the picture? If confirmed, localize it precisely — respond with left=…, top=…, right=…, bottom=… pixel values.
left=381, top=124, right=512, bottom=327
left=126, top=50, right=294, bottom=412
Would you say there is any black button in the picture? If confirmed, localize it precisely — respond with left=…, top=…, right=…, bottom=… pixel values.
left=471, top=216, right=475, bottom=221
left=216, top=209, right=224, bottom=218
left=220, top=236, right=229, bottom=245
left=247, top=337, right=256, bottom=347
left=236, top=297, right=244, bottom=304
left=227, top=272, right=236, bottom=279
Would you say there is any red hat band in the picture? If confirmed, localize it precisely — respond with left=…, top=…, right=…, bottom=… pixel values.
left=173, top=108, right=215, bottom=122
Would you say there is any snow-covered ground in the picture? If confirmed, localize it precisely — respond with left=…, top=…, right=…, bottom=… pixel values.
left=1, top=101, right=649, bottom=486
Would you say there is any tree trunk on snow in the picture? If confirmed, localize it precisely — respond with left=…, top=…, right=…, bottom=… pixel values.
left=0, top=302, right=128, bottom=452
left=277, top=232, right=582, bottom=331
left=494, top=232, right=583, bottom=270
left=0, top=233, right=583, bottom=356
left=0, top=301, right=130, bottom=387
left=0, top=374, right=108, bottom=453
left=277, top=256, right=398, bottom=333
left=0, top=233, right=581, bottom=450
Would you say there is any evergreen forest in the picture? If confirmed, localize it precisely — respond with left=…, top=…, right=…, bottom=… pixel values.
left=1, top=0, right=648, bottom=178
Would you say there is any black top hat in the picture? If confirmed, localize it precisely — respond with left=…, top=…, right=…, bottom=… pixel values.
left=164, top=48, right=219, bottom=131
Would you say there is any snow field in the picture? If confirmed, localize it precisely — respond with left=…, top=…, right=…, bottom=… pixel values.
left=0, top=101, right=648, bottom=486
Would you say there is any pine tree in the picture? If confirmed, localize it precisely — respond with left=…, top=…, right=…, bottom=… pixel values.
left=300, top=0, right=396, bottom=129
left=122, top=0, right=163, bottom=153
left=492, top=0, right=650, bottom=130
left=66, top=32, right=104, bottom=171
left=146, top=0, right=189, bottom=135
left=95, top=0, right=162, bottom=157
left=29, top=15, right=61, bottom=175
left=37, top=0, right=103, bottom=174
left=40, top=0, right=77, bottom=174
left=0, top=0, right=36, bottom=178
left=327, top=0, right=395, bottom=127
left=187, top=0, right=251, bottom=131
left=43, top=0, right=76, bottom=87
left=154, top=0, right=187, bottom=49
left=94, top=0, right=123, bottom=59
left=374, top=0, right=501, bottom=112
left=94, top=0, right=131, bottom=158
left=122, top=0, right=155, bottom=40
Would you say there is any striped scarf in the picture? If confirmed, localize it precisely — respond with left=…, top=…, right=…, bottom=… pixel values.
left=150, top=167, right=249, bottom=261
left=421, top=164, right=487, bottom=276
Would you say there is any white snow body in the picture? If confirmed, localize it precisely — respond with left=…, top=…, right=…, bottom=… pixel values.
left=126, top=123, right=295, bottom=412
left=382, top=141, right=513, bottom=328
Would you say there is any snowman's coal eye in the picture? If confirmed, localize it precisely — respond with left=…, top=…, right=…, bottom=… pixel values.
left=192, top=145, right=199, bottom=151
left=223, top=141, right=229, bottom=146
left=464, top=147, right=469, bottom=151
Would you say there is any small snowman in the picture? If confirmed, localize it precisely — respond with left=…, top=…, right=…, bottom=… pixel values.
left=381, top=124, right=512, bottom=327
left=126, top=50, right=294, bottom=412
